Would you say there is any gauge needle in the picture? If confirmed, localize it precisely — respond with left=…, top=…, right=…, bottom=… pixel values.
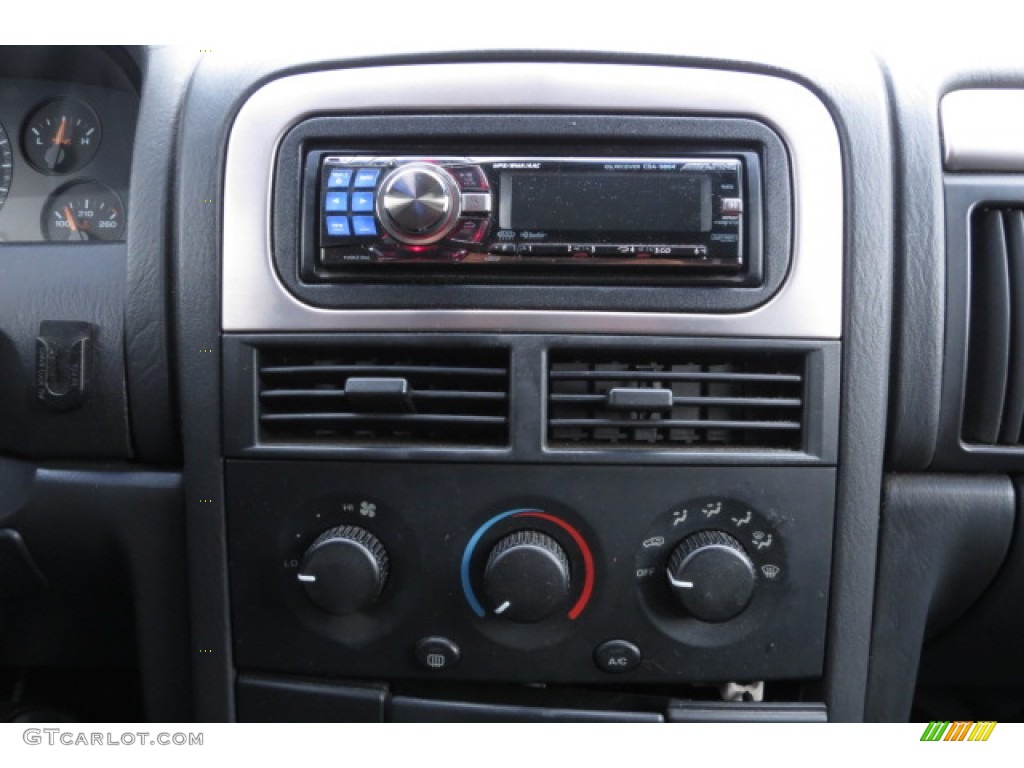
left=44, top=116, right=69, bottom=170
left=63, top=205, right=86, bottom=241
left=54, top=116, right=68, bottom=145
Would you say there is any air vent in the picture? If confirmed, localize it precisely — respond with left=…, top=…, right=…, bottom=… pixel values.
left=962, top=207, right=1024, bottom=446
left=257, top=346, right=509, bottom=447
left=548, top=349, right=806, bottom=450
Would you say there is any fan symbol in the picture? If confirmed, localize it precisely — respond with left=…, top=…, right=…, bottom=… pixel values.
left=359, top=502, right=377, bottom=518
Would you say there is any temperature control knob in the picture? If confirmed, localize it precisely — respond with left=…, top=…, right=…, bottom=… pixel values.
left=376, top=163, right=460, bottom=245
left=482, top=530, right=571, bottom=623
left=297, top=525, right=389, bottom=616
left=666, top=530, right=756, bottom=622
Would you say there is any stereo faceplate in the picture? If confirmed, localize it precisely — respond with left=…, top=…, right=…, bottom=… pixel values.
left=227, top=461, right=835, bottom=684
left=312, top=154, right=747, bottom=271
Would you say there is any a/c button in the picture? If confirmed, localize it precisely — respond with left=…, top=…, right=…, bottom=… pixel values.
left=594, top=639, right=642, bottom=673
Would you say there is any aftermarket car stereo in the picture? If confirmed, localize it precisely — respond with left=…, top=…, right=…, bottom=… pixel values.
left=312, top=154, right=753, bottom=272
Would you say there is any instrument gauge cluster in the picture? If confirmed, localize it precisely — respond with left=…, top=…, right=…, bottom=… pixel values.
left=42, top=181, right=125, bottom=242
left=23, top=99, right=102, bottom=175
left=0, top=79, right=136, bottom=243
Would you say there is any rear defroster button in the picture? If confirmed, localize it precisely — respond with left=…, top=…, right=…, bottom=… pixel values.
left=415, top=636, right=461, bottom=671
left=594, top=639, right=642, bottom=673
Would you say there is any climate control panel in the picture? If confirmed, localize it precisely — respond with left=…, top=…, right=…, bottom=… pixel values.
left=227, top=461, right=835, bottom=684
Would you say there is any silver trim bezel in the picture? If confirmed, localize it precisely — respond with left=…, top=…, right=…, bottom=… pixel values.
left=942, top=89, right=1024, bottom=172
left=223, top=62, right=842, bottom=338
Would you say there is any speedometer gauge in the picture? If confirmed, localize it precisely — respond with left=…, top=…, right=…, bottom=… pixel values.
left=0, top=122, right=12, bottom=211
left=22, top=99, right=101, bottom=174
left=42, top=181, right=125, bottom=242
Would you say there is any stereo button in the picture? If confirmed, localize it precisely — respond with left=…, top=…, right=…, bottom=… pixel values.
left=353, top=168, right=381, bottom=188
left=450, top=165, right=489, bottom=191
left=326, top=169, right=353, bottom=188
left=518, top=243, right=569, bottom=256
left=721, top=197, right=743, bottom=215
left=460, top=192, right=492, bottom=214
left=352, top=216, right=378, bottom=236
left=351, top=192, right=375, bottom=212
left=449, top=217, right=488, bottom=244
left=592, top=245, right=629, bottom=258
left=325, top=216, right=351, bottom=237
left=324, top=192, right=348, bottom=212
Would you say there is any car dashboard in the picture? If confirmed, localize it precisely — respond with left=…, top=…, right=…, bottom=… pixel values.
left=0, top=41, right=1021, bottom=724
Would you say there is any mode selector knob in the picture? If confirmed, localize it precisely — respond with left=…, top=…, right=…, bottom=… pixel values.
left=297, top=525, right=389, bottom=616
left=482, top=530, right=571, bottom=623
left=666, top=530, right=756, bottom=623
left=376, top=163, right=460, bottom=245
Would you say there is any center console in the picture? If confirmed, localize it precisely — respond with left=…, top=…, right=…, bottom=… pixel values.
left=218, top=62, right=843, bottom=721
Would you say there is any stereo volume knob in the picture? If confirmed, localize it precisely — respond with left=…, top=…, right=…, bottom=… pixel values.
left=666, top=530, right=756, bottom=623
left=376, top=163, right=460, bottom=245
left=297, top=525, right=389, bottom=616
left=482, top=530, right=571, bottom=623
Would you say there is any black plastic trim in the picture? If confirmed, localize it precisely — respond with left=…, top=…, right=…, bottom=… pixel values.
left=237, top=673, right=386, bottom=722
left=865, top=474, right=1014, bottom=722
left=0, top=460, right=190, bottom=721
left=817, top=55, right=893, bottom=723
left=237, top=673, right=665, bottom=722
left=0, top=243, right=132, bottom=459
left=881, top=63, right=946, bottom=470
left=667, top=700, right=827, bottom=722
left=0, top=46, right=140, bottom=94
left=124, top=47, right=198, bottom=463
left=389, top=695, right=663, bottom=722
left=916, top=474, right=1024, bottom=688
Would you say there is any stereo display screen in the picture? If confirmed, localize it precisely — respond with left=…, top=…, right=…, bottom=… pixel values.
left=501, top=172, right=710, bottom=233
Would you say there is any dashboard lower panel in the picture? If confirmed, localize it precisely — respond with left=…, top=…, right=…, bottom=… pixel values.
left=227, top=461, right=835, bottom=684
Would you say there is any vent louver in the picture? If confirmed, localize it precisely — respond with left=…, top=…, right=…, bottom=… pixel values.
left=548, top=349, right=806, bottom=450
left=257, top=346, right=509, bottom=447
left=963, top=207, right=1024, bottom=446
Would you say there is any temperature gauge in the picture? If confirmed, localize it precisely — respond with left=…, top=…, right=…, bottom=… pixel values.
left=43, top=181, right=125, bottom=242
left=22, top=100, right=101, bottom=174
